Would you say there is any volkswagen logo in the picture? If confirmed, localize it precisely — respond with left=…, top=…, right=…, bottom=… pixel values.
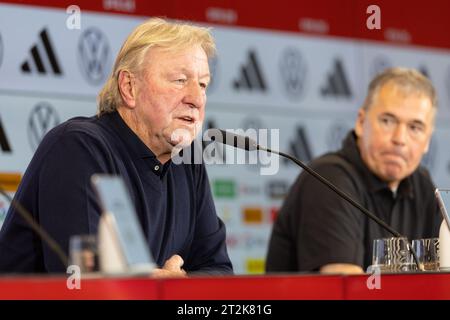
left=28, top=102, right=60, bottom=151
left=78, top=27, right=111, bottom=85
left=279, top=47, right=307, bottom=100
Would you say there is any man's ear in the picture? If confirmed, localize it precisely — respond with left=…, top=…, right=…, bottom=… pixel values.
left=354, top=108, right=366, bottom=138
left=118, top=70, right=136, bottom=109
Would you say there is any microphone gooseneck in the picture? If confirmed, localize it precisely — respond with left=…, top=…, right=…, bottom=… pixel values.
left=261, top=145, right=401, bottom=237
left=208, top=129, right=258, bottom=151
left=0, top=186, right=69, bottom=268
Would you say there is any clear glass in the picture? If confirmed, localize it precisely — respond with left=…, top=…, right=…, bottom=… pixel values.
left=69, top=234, right=99, bottom=273
left=372, top=237, right=414, bottom=273
left=412, top=238, right=440, bottom=271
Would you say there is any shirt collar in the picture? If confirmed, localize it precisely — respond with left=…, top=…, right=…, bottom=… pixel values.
left=339, top=130, right=414, bottom=199
left=100, top=111, right=171, bottom=177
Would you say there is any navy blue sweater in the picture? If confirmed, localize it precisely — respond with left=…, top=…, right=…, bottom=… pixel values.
left=0, top=111, right=232, bottom=274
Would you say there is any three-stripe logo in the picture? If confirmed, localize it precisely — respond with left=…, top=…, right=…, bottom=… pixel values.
left=320, top=59, right=352, bottom=97
left=283, top=126, right=312, bottom=165
left=0, top=116, right=12, bottom=153
left=20, top=28, right=62, bottom=76
left=233, top=50, right=267, bottom=91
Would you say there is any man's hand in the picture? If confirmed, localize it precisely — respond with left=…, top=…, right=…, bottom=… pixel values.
left=320, top=263, right=364, bottom=274
left=151, top=254, right=188, bottom=278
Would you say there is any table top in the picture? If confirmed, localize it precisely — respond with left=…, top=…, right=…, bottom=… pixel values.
left=1, top=272, right=449, bottom=300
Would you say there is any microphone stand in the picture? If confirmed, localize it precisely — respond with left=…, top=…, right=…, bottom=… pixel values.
left=0, top=187, right=69, bottom=268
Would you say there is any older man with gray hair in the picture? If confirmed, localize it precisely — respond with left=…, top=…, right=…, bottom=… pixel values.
left=266, top=67, right=440, bottom=274
left=0, top=18, right=232, bottom=276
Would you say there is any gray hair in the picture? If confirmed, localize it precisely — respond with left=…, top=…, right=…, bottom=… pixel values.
left=362, top=67, right=437, bottom=111
left=97, top=17, right=216, bottom=115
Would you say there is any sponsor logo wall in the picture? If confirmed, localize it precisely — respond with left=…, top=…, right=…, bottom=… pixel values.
left=0, top=4, right=141, bottom=96
left=209, top=28, right=364, bottom=112
left=0, top=95, right=97, bottom=172
left=1, top=3, right=450, bottom=274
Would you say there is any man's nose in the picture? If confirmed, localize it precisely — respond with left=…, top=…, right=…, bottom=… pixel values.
left=184, top=81, right=205, bottom=109
left=391, top=123, right=407, bottom=145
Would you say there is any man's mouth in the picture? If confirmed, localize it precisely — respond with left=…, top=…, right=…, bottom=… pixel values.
left=382, top=152, right=407, bottom=163
left=177, top=116, right=196, bottom=124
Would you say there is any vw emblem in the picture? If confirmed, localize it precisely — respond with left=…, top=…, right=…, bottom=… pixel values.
left=241, top=116, right=265, bottom=171
left=28, top=102, right=60, bottom=151
left=279, top=47, right=307, bottom=100
left=78, top=27, right=111, bottom=85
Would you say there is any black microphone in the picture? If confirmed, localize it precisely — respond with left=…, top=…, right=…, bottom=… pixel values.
left=207, top=129, right=423, bottom=271
left=0, top=185, right=69, bottom=269
left=207, top=128, right=258, bottom=151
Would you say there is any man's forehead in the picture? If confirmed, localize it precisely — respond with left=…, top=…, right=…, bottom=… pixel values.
left=147, top=45, right=207, bottom=59
left=374, top=83, right=429, bottom=105
left=373, top=98, right=435, bottom=126
left=145, top=46, right=209, bottom=71
left=378, top=82, right=431, bottom=102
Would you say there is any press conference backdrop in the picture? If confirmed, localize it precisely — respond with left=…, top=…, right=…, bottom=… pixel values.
left=1, top=0, right=450, bottom=274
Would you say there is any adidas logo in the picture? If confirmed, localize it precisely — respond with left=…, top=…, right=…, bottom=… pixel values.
left=20, top=29, right=62, bottom=75
left=283, top=126, right=312, bottom=165
left=0, top=117, right=12, bottom=153
left=320, top=58, right=351, bottom=97
left=233, top=50, right=267, bottom=91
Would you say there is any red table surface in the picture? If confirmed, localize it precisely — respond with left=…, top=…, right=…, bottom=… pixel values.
left=1, top=272, right=449, bottom=300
